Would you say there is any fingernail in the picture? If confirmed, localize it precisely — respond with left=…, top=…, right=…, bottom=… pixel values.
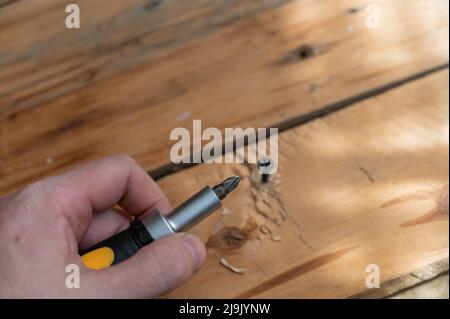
left=179, top=233, right=206, bottom=271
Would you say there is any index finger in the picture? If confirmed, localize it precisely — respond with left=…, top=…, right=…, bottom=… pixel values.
left=29, top=155, right=171, bottom=241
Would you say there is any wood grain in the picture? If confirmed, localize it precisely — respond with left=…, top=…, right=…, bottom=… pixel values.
left=1, top=0, right=448, bottom=194
left=157, top=69, right=449, bottom=298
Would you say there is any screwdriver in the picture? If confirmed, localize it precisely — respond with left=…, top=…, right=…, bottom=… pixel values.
left=80, top=176, right=240, bottom=270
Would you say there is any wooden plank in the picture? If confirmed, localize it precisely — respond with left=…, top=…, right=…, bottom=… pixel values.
left=156, top=69, right=449, bottom=298
left=388, top=271, right=449, bottom=299
left=0, top=0, right=448, bottom=194
left=355, top=258, right=448, bottom=298
left=0, top=0, right=290, bottom=116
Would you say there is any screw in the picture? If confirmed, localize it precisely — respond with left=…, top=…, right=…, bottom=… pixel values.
left=258, top=157, right=272, bottom=183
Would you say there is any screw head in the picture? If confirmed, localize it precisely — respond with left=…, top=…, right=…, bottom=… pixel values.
left=258, top=156, right=273, bottom=175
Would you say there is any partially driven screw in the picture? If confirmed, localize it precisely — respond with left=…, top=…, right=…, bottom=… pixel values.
left=258, top=157, right=272, bottom=183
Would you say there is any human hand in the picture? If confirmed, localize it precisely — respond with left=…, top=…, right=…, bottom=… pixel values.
left=0, top=155, right=206, bottom=298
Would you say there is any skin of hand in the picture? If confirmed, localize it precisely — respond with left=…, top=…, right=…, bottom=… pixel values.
left=0, top=155, right=206, bottom=298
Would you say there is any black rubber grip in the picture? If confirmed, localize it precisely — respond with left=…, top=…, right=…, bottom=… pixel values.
left=80, top=220, right=154, bottom=265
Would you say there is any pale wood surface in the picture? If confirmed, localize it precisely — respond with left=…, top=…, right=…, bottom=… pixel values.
left=1, top=0, right=448, bottom=193
left=159, top=70, right=449, bottom=298
left=0, top=0, right=448, bottom=298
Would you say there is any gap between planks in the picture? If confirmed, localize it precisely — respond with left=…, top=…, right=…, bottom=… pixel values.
left=149, top=63, right=449, bottom=181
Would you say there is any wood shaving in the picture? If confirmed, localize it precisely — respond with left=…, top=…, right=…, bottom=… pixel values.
left=259, top=225, right=271, bottom=235
left=220, top=206, right=230, bottom=216
left=220, top=257, right=247, bottom=275
left=271, top=235, right=282, bottom=242
left=259, top=225, right=282, bottom=241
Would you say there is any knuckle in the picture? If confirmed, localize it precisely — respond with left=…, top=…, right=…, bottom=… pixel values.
left=140, top=239, right=193, bottom=295
left=110, top=154, right=135, bottom=167
left=50, top=212, right=73, bottom=238
left=158, top=237, right=193, bottom=278
left=81, top=154, right=135, bottom=177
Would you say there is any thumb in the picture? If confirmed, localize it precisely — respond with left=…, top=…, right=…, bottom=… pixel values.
left=86, top=233, right=206, bottom=298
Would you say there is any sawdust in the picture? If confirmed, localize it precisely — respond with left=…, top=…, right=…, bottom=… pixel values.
left=260, top=225, right=270, bottom=235
left=207, top=162, right=309, bottom=273
left=220, top=206, right=231, bottom=216
left=239, top=162, right=310, bottom=248
left=244, top=163, right=286, bottom=225
left=259, top=225, right=282, bottom=242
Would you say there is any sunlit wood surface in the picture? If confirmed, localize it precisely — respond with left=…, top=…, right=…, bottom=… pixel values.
left=0, top=0, right=448, bottom=298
